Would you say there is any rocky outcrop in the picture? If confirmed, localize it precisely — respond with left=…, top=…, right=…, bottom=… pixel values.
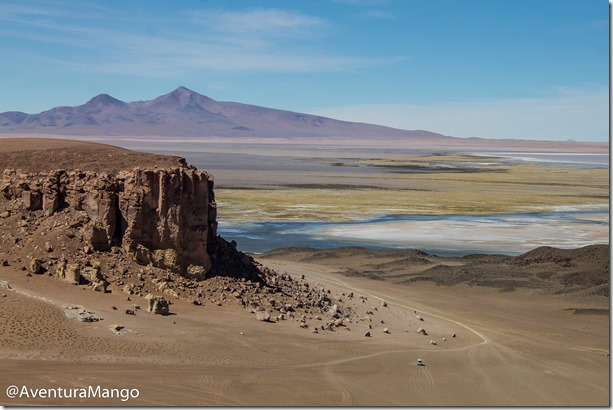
left=1, top=166, right=217, bottom=278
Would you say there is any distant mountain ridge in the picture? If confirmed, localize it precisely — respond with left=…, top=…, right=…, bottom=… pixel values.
left=0, top=86, right=445, bottom=139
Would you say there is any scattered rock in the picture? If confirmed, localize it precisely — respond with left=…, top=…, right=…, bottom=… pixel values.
left=364, top=331, right=371, bottom=337
left=63, top=306, right=102, bottom=322
left=110, top=324, right=124, bottom=333
left=255, top=311, right=271, bottom=322
left=381, top=300, right=387, bottom=307
left=383, top=327, right=389, bottom=334
left=29, top=258, right=42, bottom=274
left=145, top=294, right=170, bottom=315
left=125, top=309, right=135, bottom=315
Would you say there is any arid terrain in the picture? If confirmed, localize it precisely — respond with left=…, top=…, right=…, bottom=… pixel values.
left=0, top=138, right=609, bottom=406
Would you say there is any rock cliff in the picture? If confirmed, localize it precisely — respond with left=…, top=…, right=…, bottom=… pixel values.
left=1, top=166, right=218, bottom=279
left=0, top=144, right=357, bottom=329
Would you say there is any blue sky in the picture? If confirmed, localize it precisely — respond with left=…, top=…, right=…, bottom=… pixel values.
left=0, top=0, right=608, bottom=141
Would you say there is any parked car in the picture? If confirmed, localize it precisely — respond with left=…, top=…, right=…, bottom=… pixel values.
left=416, top=358, right=425, bottom=366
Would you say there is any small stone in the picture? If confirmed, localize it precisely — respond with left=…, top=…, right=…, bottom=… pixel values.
left=111, top=305, right=117, bottom=310
left=125, top=309, right=135, bottom=315
left=383, top=327, right=389, bottom=334
left=364, top=331, right=371, bottom=337
left=381, top=300, right=387, bottom=307
left=110, top=324, right=124, bottom=333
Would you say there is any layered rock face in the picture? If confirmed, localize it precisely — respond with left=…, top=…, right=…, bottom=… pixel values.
left=1, top=167, right=217, bottom=278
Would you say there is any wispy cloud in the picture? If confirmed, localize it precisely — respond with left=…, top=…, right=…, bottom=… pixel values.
left=0, top=3, right=397, bottom=76
left=188, top=8, right=327, bottom=38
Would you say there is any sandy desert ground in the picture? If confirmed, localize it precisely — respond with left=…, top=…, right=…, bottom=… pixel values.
left=0, top=137, right=609, bottom=406
left=0, top=249, right=609, bottom=406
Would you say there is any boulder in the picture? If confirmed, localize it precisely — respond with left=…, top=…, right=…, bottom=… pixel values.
left=29, top=258, right=42, bottom=274
left=84, top=263, right=109, bottom=292
left=255, top=311, right=271, bottom=322
left=61, top=262, right=82, bottom=285
left=145, top=294, right=170, bottom=315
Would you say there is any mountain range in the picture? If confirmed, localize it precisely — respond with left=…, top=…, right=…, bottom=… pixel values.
left=0, top=87, right=608, bottom=154
left=0, top=86, right=445, bottom=140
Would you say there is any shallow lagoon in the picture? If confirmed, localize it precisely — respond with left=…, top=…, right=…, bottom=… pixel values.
left=219, top=207, right=609, bottom=256
left=111, top=140, right=608, bottom=256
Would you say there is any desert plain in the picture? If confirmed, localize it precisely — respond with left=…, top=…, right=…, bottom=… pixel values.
left=0, top=137, right=609, bottom=406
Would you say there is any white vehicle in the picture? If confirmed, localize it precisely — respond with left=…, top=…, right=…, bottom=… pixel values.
left=416, top=358, right=425, bottom=366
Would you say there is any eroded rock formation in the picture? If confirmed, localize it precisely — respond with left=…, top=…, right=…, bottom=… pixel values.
left=1, top=166, right=217, bottom=278
left=0, top=162, right=360, bottom=331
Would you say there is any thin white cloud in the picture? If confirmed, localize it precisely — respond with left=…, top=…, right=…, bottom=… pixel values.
left=307, top=87, right=608, bottom=142
left=0, top=3, right=398, bottom=75
left=188, top=8, right=327, bottom=37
